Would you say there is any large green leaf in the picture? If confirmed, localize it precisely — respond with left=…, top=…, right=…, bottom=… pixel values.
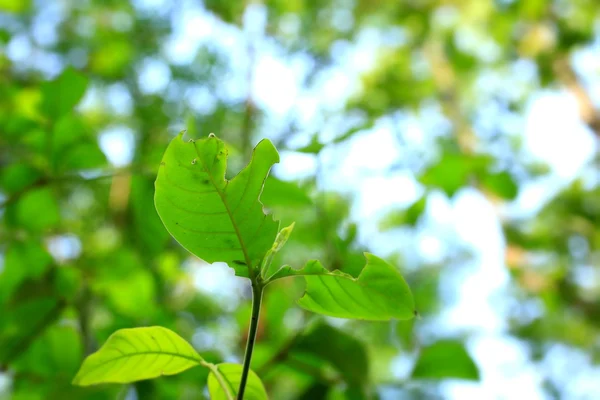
left=72, top=327, right=203, bottom=386
left=411, top=340, right=480, bottom=381
left=208, top=363, right=267, bottom=400
left=154, top=133, right=280, bottom=277
left=269, top=253, right=416, bottom=321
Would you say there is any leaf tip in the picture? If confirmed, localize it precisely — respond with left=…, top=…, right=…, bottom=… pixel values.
left=255, top=138, right=280, bottom=164
left=362, top=252, right=379, bottom=263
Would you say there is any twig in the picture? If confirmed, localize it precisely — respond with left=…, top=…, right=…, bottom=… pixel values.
left=237, top=281, right=264, bottom=399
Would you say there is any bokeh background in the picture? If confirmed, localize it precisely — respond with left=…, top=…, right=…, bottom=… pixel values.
left=1, top=0, right=599, bottom=399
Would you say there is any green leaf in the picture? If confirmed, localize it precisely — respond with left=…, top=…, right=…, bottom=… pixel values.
left=8, top=187, right=60, bottom=232
left=154, top=133, right=280, bottom=277
left=269, top=253, right=416, bottom=321
left=293, top=322, right=369, bottom=386
left=72, top=327, right=203, bottom=386
left=294, top=134, right=325, bottom=154
left=411, top=340, right=480, bottom=381
left=0, top=240, right=53, bottom=303
left=208, top=363, right=267, bottom=400
left=480, top=171, right=518, bottom=200
left=420, top=154, right=488, bottom=196
left=379, top=195, right=427, bottom=231
left=12, top=324, right=82, bottom=377
left=51, top=114, right=106, bottom=171
left=40, top=67, right=88, bottom=118
left=130, top=175, right=170, bottom=256
left=261, top=176, right=312, bottom=207
left=0, top=164, right=41, bottom=194
left=0, top=0, right=31, bottom=13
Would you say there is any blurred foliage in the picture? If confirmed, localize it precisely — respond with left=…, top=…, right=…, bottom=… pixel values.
left=0, top=0, right=599, bottom=399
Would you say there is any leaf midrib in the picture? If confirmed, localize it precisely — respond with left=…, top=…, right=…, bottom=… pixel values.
left=79, top=350, right=202, bottom=374
left=193, top=142, right=254, bottom=274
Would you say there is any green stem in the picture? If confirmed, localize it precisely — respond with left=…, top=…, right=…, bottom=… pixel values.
left=237, top=280, right=263, bottom=399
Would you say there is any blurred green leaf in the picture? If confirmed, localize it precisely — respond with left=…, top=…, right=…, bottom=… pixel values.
left=411, top=340, right=479, bottom=381
left=379, top=195, right=427, bottom=231
left=261, top=176, right=313, bottom=208
left=0, top=0, right=30, bottom=13
left=293, top=322, right=369, bottom=387
left=52, top=114, right=105, bottom=171
left=481, top=171, right=518, bottom=200
left=295, top=134, right=325, bottom=154
left=40, top=67, right=88, bottom=119
left=130, top=175, right=170, bottom=256
left=0, top=164, right=41, bottom=194
left=0, top=240, right=53, bottom=303
left=12, top=324, right=82, bottom=378
left=0, top=297, right=65, bottom=365
left=420, top=154, right=487, bottom=196
left=7, top=187, right=60, bottom=232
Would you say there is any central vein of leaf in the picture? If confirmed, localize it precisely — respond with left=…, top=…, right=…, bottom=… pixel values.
left=84, top=351, right=202, bottom=372
left=193, top=142, right=254, bottom=277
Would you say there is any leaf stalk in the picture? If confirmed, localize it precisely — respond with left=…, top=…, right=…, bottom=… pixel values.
left=237, top=278, right=264, bottom=399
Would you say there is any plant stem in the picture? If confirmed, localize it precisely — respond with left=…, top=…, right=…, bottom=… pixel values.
left=237, top=280, right=263, bottom=399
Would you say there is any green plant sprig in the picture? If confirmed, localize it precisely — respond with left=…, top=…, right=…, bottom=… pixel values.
left=72, top=133, right=417, bottom=399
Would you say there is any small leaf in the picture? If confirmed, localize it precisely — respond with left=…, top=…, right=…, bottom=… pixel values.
left=271, top=222, right=295, bottom=253
left=154, top=133, right=280, bottom=277
left=72, top=327, right=203, bottom=386
left=480, top=171, right=518, bottom=200
left=269, top=253, right=415, bottom=321
left=411, top=340, right=480, bottom=381
left=208, top=363, right=268, bottom=400
left=379, top=195, right=427, bottom=231
left=420, top=154, right=492, bottom=196
left=294, top=134, right=325, bottom=154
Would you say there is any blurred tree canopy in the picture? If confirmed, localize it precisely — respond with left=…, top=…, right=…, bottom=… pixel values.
left=0, top=0, right=599, bottom=399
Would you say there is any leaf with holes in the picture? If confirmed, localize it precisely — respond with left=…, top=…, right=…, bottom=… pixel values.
left=208, top=363, right=267, bottom=400
left=269, top=253, right=416, bottom=321
left=72, top=326, right=203, bottom=386
left=154, top=133, right=280, bottom=277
